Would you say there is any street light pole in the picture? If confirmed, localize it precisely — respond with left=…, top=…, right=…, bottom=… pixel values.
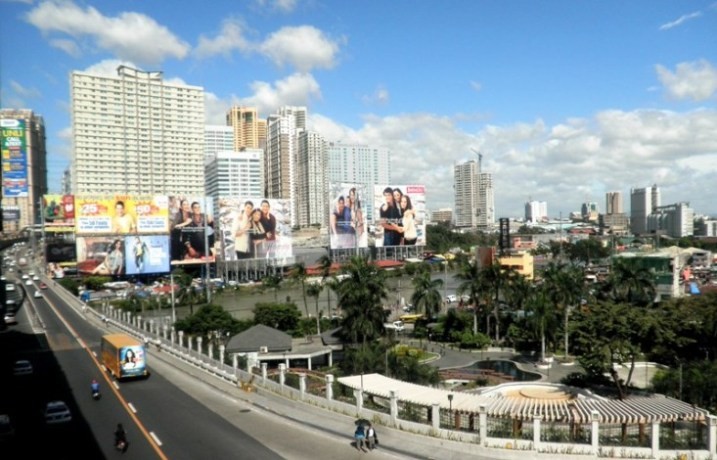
left=170, top=272, right=176, bottom=325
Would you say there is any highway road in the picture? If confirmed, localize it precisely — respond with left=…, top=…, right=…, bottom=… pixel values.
left=1, top=275, right=406, bottom=460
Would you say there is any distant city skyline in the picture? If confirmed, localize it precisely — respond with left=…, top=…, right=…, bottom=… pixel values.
left=1, top=1, right=715, bottom=217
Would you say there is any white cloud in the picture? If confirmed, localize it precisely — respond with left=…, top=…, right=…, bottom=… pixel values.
left=49, top=38, right=81, bottom=57
left=25, top=0, right=190, bottom=65
left=361, top=86, right=390, bottom=106
left=470, top=81, right=482, bottom=92
left=304, top=108, right=717, bottom=217
left=10, top=80, right=41, bottom=99
left=659, top=11, right=701, bottom=30
left=258, top=26, right=342, bottom=72
left=81, top=59, right=138, bottom=77
left=241, top=72, right=322, bottom=115
left=656, top=60, right=717, bottom=102
left=194, top=19, right=251, bottom=59
left=254, top=0, right=298, bottom=13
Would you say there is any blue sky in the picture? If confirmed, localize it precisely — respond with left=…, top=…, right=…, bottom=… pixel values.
left=1, top=0, right=716, bottom=218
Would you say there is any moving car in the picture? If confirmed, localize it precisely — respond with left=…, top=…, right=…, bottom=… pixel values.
left=446, top=294, right=457, bottom=303
left=3, top=312, right=17, bottom=325
left=39, top=282, right=48, bottom=289
left=33, top=291, right=43, bottom=299
left=0, top=414, right=15, bottom=440
left=44, top=401, right=72, bottom=424
left=12, top=360, right=33, bottom=376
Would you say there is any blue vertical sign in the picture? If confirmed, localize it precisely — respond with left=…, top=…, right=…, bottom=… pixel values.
left=1, top=119, right=29, bottom=197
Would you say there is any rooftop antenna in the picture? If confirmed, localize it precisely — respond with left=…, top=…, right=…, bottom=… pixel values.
left=471, top=148, right=482, bottom=172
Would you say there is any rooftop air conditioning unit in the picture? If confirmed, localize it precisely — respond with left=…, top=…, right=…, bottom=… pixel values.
left=259, top=346, right=268, bottom=353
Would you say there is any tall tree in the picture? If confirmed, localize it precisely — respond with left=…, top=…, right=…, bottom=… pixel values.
left=306, top=282, right=323, bottom=335
left=542, top=262, right=585, bottom=357
left=601, top=258, right=656, bottom=307
left=525, top=284, right=558, bottom=362
left=410, top=267, right=444, bottom=318
left=317, top=254, right=335, bottom=315
left=336, top=256, right=388, bottom=346
left=261, top=273, right=283, bottom=302
left=455, top=259, right=485, bottom=335
left=289, top=262, right=310, bottom=317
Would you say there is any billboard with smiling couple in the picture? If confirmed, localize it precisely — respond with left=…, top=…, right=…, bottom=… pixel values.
left=328, top=183, right=369, bottom=250
left=373, top=184, right=426, bottom=247
left=215, top=197, right=293, bottom=262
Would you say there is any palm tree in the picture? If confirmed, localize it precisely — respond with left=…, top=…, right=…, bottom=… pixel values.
left=335, top=256, right=388, bottom=346
left=604, top=258, right=656, bottom=307
left=317, top=254, right=335, bottom=315
left=306, top=282, right=323, bottom=335
left=410, top=268, right=444, bottom=318
left=542, top=262, right=585, bottom=358
left=289, top=262, right=310, bottom=317
left=525, top=284, right=558, bottom=362
left=454, top=259, right=485, bottom=335
left=261, top=273, right=282, bottom=302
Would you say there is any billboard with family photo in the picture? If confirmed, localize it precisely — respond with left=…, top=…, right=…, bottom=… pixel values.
left=75, top=195, right=169, bottom=235
left=168, top=196, right=215, bottom=265
left=328, top=183, right=369, bottom=250
left=216, top=197, right=293, bottom=261
left=373, top=184, right=426, bottom=247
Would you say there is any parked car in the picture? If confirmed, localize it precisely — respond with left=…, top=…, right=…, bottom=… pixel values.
left=44, top=401, right=72, bottom=424
left=12, top=360, right=33, bottom=376
left=446, top=294, right=457, bottom=303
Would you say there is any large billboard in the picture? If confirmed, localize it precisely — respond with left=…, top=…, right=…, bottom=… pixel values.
left=373, top=184, right=426, bottom=247
left=328, top=183, right=369, bottom=250
left=75, top=195, right=169, bottom=235
left=43, top=194, right=76, bottom=232
left=216, top=197, right=293, bottom=261
left=168, top=196, right=216, bottom=265
left=1, top=119, right=28, bottom=197
left=76, top=235, right=170, bottom=276
left=2, top=206, right=20, bottom=222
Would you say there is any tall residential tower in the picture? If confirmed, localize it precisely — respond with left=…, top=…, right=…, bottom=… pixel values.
left=70, top=66, right=205, bottom=195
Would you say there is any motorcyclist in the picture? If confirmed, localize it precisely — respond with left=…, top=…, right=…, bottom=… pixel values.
left=114, top=423, right=128, bottom=452
left=91, top=379, right=100, bottom=395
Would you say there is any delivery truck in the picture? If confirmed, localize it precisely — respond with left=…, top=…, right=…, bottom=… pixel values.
left=101, top=333, right=148, bottom=379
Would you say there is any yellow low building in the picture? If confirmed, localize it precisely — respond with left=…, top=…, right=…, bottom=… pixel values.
left=497, top=251, right=534, bottom=280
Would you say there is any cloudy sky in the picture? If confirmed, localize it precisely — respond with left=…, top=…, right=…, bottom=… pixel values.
left=1, top=0, right=716, bottom=218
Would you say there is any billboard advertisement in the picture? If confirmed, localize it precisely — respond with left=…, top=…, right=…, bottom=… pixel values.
left=2, top=206, right=20, bottom=222
left=168, top=196, right=215, bottom=265
left=75, top=195, right=169, bottom=235
left=373, top=184, right=426, bottom=247
left=43, top=194, right=76, bottom=232
left=76, top=235, right=170, bottom=275
left=328, top=183, right=369, bottom=250
left=124, top=235, right=170, bottom=275
left=46, top=241, right=77, bottom=263
left=216, top=197, right=293, bottom=261
left=1, top=119, right=28, bottom=197
left=76, top=236, right=126, bottom=275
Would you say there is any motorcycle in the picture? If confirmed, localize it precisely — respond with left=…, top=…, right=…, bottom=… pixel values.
left=92, top=389, right=101, bottom=400
left=115, top=439, right=128, bottom=453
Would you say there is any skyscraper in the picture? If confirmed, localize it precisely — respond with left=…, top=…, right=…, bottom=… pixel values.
left=630, top=184, right=660, bottom=235
left=605, top=191, right=623, bottom=215
left=525, top=200, right=548, bottom=223
left=226, top=106, right=266, bottom=150
left=205, top=150, right=264, bottom=207
left=0, top=109, right=47, bottom=232
left=70, top=66, right=205, bottom=195
left=326, top=142, right=391, bottom=224
left=204, top=125, right=234, bottom=162
left=454, top=159, right=494, bottom=229
left=295, top=131, right=327, bottom=227
left=265, top=106, right=307, bottom=226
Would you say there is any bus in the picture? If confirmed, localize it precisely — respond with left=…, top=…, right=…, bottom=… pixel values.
left=399, top=313, right=426, bottom=324
left=101, top=334, right=148, bottom=379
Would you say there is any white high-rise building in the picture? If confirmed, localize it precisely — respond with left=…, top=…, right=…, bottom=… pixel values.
left=205, top=125, right=234, bottom=162
left=454, top=159, right=494, bottom=229
left=70, top=66, right=205, bottom=195
left=525, top=200, right=548, bottom=223
left=295, top=131, right=327, bottom=227
left=326, top=142, right=391, bottom=224
left=630, top=184, right=660, bottom=235
left=647, top=202, right=694, bottom=238
left=606, top=191, right=623, bottom=214
left=265, top=106, right=307, bottom=226
left=205, top=150, right=264, bottom=211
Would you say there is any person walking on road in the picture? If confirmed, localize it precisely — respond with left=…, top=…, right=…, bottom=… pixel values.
left=366, top=423, right=377, bottom=450
left=354, top=424, right=366, bottom=451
